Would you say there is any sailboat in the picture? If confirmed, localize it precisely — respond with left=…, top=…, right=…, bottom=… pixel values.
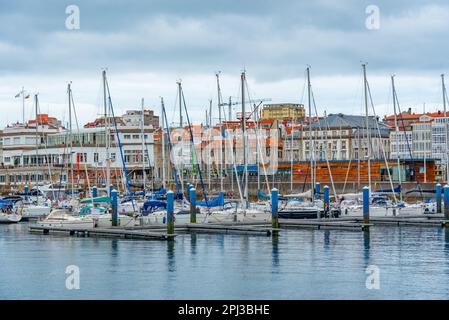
left=0, top=200, right=22, bottom=223
left=340, top=67, right=427, bottom=217
left=278, top=67, right=334, bottom=219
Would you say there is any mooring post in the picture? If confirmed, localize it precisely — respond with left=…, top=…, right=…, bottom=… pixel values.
left=92, top=186, right=98, bottom=198
left=111, top=189, right=118, bottom=227
left=167, top=190, right=175, bottom=235
left=189, top=187, right=197, bottom=223
left=315, top=182, right=321, bottom=199
left=436, top=183, right=442, bottom=214
left=444, top=185, right=449, bottom=220
left=24, top=185, right=29, bottom=201
left=363, top=186, right=370, bottom=224
left=109, top=184, right=113, bottom=197
left=323, top=185, right=330, bottom=218
left=271, top=188, right=279, bottom=229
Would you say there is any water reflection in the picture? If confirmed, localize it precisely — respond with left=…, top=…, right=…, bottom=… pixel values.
left=271, top=233, right=279, bottom=269
left=324, top=230, right=330, bottom=249
left=190, top=233, right=197, bottom=256
left=445, top=228, right=449, bottom=252
left=167, top=240, right=175, bottom=272
left=363, top=229, right=370, bottom=265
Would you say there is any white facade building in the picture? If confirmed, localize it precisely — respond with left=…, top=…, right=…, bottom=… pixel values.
left=0, top=111, right=158, bottom=188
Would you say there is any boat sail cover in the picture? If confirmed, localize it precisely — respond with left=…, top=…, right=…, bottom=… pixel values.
left=197, top=192, right=225, bottom=207
left=258, top=190, right=271, bottom=200
left=283, top=190, right=313, bottom=199
left=80, top=196, right=111, bottom=204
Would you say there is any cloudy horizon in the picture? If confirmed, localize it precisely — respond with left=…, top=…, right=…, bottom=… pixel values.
left=0, top=0, right=448, bottom=128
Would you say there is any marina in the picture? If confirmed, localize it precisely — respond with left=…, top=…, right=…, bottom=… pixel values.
left=3, top=0, right=449, bottom=306
left=3, top=221, right=449, bottom=300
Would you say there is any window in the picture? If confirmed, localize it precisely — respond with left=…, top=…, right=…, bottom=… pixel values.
left=132, top=134, right=140, bottom=139
left=4, top=157, right=10, bottom=163
left=77, top=153, right=87, bottom=163
left=111, top=153, right=116, bottom=162
left=94, top=153, right=99, bottom=163
left=124, top=134, right=131, bottom=139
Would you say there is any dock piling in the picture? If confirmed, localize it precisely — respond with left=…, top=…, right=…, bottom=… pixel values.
left=111, top=189, right=118, bottom=226
left=271, top=188, right=279, bottom=229
left=92, top=186, right=98, bottom=198
left=363, top=186, right=370, bottom=224
left=444, top=185, right=449, bottom=220
left=167, top=190, right=175, bottom=235
left=323, top=185, right=330, bottom=218
left=189, top=187, right=196, bottom=223
left=315, top=182, right=321, bottom=199
left=437, top=183, right=442, bottom=214
left=24, top=185, right=29, bottom=201
left=108, top=185, right=113, bottom=197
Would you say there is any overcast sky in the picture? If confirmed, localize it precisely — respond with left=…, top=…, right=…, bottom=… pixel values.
left=0, top=0, right=448, bottom=128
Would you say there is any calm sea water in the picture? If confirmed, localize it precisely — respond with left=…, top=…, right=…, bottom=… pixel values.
left=1, top=222, right=449, bottom=299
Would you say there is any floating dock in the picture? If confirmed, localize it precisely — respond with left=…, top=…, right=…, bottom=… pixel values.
left=279, top=219, right=371, bottom=231
left=29, top=225, right=175, bottom=241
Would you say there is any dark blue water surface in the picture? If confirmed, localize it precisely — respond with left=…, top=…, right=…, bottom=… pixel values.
left=1, top=222, right=449, bottom=299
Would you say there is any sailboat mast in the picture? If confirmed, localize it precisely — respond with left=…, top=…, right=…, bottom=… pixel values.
left=391, top=76, right=402, bottom=201
left=141, top=98, right=146, bottom=191
left=178, top=81, right=183, bottom=128
left=228, top=96, right=232, bottom=121
left=216, top=72, right=224, bottom=192
left=208, top=99, right=212, bottom=189
left=34, top=94, right=39, bottom=190
left=241, top=71, right=248, bottom=208
left=178, top=82, right=185, bottom=198
left=362, top=64, right=371, bottom=190
left=68, top=83, right=74, bottom=197
left=423, top=102, right=427, bottom=183
left=216, top=72, right=222, bottom=124
left=160, top=97, right=166, bottom=189
left=306, top=67, right=314, bottom=198
left=102, top=70, right=111, bottom=193
left=441, top=74, right=449, bottom=184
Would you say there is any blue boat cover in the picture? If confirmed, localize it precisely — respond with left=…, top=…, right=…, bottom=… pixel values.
left=374, top=185, right=401, bottom=193
left=143, top=200, right=167, bottom=211
left=258, top=190, right=270, bottom=200
left=197, top=192, right=225, bottom=207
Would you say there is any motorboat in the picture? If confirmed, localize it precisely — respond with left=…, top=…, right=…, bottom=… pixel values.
left=36, top=208, right=95, bottom=229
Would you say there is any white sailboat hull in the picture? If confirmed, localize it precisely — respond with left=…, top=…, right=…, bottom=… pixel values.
left=21, top=206, right=52, bottom=219
left=0, top=213, right=22, bottom=223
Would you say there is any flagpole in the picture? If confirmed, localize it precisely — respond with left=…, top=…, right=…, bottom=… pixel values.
left=22, top=86, right=25, bottom=124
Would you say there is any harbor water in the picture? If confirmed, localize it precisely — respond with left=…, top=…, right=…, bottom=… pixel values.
left=1, top=222, right=449, bottom=299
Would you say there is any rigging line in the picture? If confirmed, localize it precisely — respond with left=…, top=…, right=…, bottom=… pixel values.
left=36, top=98, right=57, bottom=200
left=366, top=80, right=398, bottom=203
left=180, top=86, right=210, bottom=211
left=242, top=75, right=270, bottom=193
left=299, top=69, right=307, bottom=104
left=70, top=88, right=94, bottom=205
left=310, top=89, right=338, bottom=202
left=171, top=87, right=179, bottom=127
left=162, top=99, right=181, bottom=195
left=105, top=79, right=136, bottom=212
left=243, top=74, right=272, bottom=200
left=56, top=126, right=69, bottom=200
left=220, top=89, right=245, bottom=210
left=394, top=84, right=424, bottom=197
